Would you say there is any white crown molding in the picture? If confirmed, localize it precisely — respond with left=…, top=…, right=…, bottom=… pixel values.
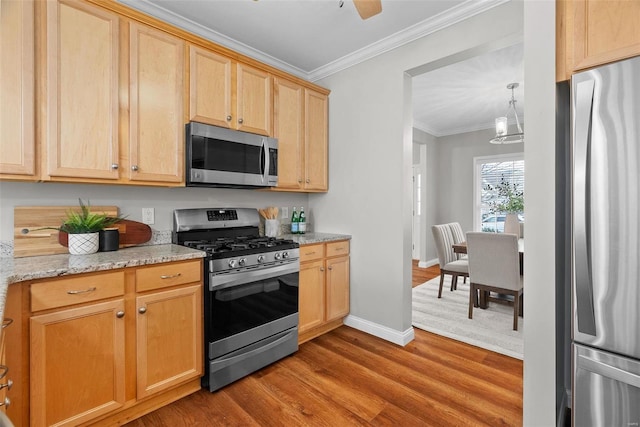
left=414, top=115, right=524, bottom=138
left=117, top=0, right=508, bottom=82
left=308, top=0, right=510, bottom=81
left=116, top=0, right=308, bottom=79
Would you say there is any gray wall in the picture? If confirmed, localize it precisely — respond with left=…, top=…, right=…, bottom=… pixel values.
left=412, top=127, right=523, bottom=265
left=0, top=181, right=307, bottom=241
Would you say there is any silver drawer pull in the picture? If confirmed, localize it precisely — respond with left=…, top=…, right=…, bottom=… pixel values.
left=0, top=397, right=10, bottom=408
left=2, top=318, right=12, bottom=329
left=138, top=307, right=147, bottom=314
left=0, top=366, right=7, bottom=381
left=160, top=273, right=182, bottom=279
left=116, top=311, right=125, bottom=319
left=0, top=379, right=12, bottom=391
left=67, top=287, right=97, bottom=295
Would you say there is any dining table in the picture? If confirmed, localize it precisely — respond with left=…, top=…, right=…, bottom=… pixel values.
left=453, top=237, right=524, bottom=308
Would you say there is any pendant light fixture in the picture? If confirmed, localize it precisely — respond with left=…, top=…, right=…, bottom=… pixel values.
left=490, top=82, right=524, bottom=144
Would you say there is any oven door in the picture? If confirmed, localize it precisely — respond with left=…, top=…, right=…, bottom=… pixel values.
left=207, top=262, right=299, bottom=359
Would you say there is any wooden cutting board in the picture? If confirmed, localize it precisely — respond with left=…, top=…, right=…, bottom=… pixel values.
left=13, top=206, right=151, bottom=258
left=58, top=219, right=152, bottom=248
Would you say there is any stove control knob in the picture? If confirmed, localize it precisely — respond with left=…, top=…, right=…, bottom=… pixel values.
left=238, top=258, right=247, bottom=267
left=228, top=259, right=237, bottom=268
left=274, top=252, right=282, bottom=260
left=257, top=255, right=265, bottom=263
left=282, top=251, right=290, bottom=259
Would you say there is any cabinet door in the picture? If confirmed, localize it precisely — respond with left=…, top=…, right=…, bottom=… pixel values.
left=129, top=23, right=184, bottom=183
left=45, top=0, right=120, bottom=180
left=0, top=0, right=35, bottom=179
left=299, top=260, right=325, bottom=333
left=304, top=89, right=328, bottom=191
left=572, top=0, right=640, bottom=71
left=30, top=299, right=126, bottom=427
left=136, top=284, right=202, bottom=399
left=326, top=256, right=350, bottom=322
left=273, top=77, right=304, bottom=190
left=236, top=63, right=272, bottom=136
left=188, top=45, right=232, bottom=128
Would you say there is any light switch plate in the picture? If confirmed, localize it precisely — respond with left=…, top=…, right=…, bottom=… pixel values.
left=142, top=208, right=155, bottom=225
left=281, top=207, right=289, bottom=219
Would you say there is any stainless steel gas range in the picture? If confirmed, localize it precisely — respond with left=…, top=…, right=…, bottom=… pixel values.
left=172, top=208, right=299, bottom=392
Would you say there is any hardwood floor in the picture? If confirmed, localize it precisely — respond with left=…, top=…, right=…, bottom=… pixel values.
left=127, top=262, right=522, bottom=426
left=126, top=326, right=522, bottom=427
left=412, top=259, right=440, bottom=287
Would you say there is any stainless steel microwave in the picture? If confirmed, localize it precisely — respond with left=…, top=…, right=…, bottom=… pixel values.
left=185, top=122, right=278, bottom=188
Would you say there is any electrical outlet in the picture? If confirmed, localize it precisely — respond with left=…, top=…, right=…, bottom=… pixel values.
left=281, top=207, right=289, bottom=219
left=142, top=208, right=155, bottom=225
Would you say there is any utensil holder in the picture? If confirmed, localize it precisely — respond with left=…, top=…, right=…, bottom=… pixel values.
left=265, top=219, right=279, bottom=237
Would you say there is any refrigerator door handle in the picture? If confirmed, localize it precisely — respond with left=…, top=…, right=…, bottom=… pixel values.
left=578, top=354, right=640, bottom=389
left=573, top=79, right=597, bottom=336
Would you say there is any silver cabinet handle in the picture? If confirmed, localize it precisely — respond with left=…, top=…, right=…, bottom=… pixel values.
left=67, top=287, right=96, bottom=295
left=138, top=307, right=147, bottom=314
left=0, top=397, right=9, bottom=408
left=238, top=118, right=244, bottom=124
left=0, top=366, right=7, bottom=381
left=328, top=266, right=333, bottom=271
left=160, top=273, right=181, bottom=279
left=111, top=163, right=119, bottom=170
left=131, top=165, right=139, bottom=172
left=226, top=115, right=232, bottom=121
left=2, top=318, right=12, bottom=329
left=320, top=267, right=325, bottom=272
left=0, top=379, right=13, bottom=391
left=306, top=179, right=310, bottom=183
left=116, top=311, right=125, bottom=318
left=298, top=179, right=303, bottom=183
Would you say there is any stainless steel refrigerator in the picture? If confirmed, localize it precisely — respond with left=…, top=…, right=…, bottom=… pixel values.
left=571, top=55, right=640, bottom=426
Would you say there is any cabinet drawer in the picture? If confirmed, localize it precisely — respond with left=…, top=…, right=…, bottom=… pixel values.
left=136, top=260, right=202, bottom=292
left=300, top=243, right=325, bottom=262
left=30, top=271, right=125, bottom=312
left=326, top=240, right=349, bottom=257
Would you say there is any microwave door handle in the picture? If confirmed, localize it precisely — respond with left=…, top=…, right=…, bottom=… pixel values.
left=260, top=140, right=269, bottom=183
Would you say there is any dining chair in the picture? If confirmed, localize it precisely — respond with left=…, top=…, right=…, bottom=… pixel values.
left=447, top=222, right=466, bottom=258
left=466, top=231, right=523, bottom=331
left=431, top=224, right=469, bottom=298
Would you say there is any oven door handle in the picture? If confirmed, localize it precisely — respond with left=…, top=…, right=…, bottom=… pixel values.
left=209, top=262, right=299, bottom=291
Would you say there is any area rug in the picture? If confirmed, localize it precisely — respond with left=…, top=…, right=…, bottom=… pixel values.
left=412, top=276, right=524, bottom=359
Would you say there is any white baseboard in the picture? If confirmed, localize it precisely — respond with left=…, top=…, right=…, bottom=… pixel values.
left=418, top=258, right=439, bottom=268
left=343, top=315, right=415, bottom=346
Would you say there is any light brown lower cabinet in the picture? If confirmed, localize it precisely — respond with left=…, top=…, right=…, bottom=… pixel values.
left=4, top=258, right=203, bottom=427
left=298, top=240, right=350, bottom=344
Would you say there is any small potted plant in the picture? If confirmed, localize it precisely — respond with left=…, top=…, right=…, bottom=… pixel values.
left=58, top=199, right=124, bottom=255
left=485, top=176, right=524, bottom=235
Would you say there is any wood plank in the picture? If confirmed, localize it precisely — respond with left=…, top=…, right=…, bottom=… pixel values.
left=125, top=327, right=522, bottom=426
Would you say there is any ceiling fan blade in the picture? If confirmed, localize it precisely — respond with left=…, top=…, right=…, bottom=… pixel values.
left=353, top=0, right=382, bottom=20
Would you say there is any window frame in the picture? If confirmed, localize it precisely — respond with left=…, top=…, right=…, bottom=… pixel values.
left=473, top=152, right=524, bottom=232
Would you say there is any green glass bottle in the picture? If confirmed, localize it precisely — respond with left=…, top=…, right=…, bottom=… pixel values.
left=290, top=207, right=299, bottom=234
left=298, top=207, right=306, bottom=234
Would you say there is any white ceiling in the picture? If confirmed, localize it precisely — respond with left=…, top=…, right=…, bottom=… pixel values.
left=118, top=0, right=523, bottom=137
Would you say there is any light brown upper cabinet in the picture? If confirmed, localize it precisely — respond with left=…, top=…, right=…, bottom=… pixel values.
left=188, top=46, right=232, bottom=128
left=273, top=78, right=328, bottom=192
left=129, top=22, right=184, bottom=183
left=0, top=0, right=36, bottom=180
left=189, top=46, right=272, bottom=136
left=41, top=1, right=184, bottom=185
left=43, top=0, right=121, bottom=181
left=557, top=0, right=640, bottom=81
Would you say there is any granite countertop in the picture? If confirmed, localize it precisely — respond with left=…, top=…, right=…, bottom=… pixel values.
left=283, top=232, right=351, bottom=245
left=0, top=244, right=206, bottom=322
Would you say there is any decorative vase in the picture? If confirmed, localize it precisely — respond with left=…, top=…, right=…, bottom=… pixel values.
left=504, top=213, right=520, bottom=236
left=68, top=232, right=100, bottom=255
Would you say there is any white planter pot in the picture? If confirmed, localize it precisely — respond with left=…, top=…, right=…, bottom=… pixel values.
left=504, top=213, right=520, bottom=236
left=68, top=232, right=99, bottom=255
